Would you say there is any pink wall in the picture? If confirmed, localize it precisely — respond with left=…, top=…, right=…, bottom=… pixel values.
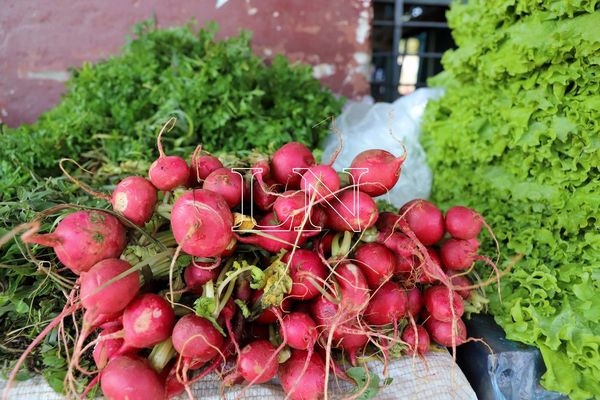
left=0, top=0, right=372, bottom=127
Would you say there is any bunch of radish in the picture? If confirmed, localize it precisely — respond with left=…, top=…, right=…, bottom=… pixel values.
left=5, top=119, right=500, bottom=400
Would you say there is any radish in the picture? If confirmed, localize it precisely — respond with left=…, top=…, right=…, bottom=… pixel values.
left=252, top=176, right=280, bottom=211
left=376, top=212, right=401, bottom=234
left=80, top=258, right=140, bottom=321
left=280, top=312, right=318, bottom=350
left=279, top=350, right=325, bottom=400
left=445, top=206, right=482, bottom=240
left=300, top=164, right=340, bottom=199
left=425, top=318, right=467, bottom=347
left=237, top=340, right=279, bottom=383
left=271, top=142, right=315, bottom=189
left=172, top=314, right=224, bottom=363
left=93, top=325, right=124, bottom=370
left=236, top=212, right=306, bottom=253
left=184, top=261, right=219, bottom=295
left=273, top=190, right=310, bottom=229
left=22, top=210, right=127, bottom=274
left=326, top=190, right=379, bottom=232
left=400, top=199, right=445, bottom=245
left=349, top=149, right=405, bottom=197
left=282, top=249, right=327, bottom=301
left=170, top=189, right=234, bottom=257
left=252, top=290, right=292, bottom=324
left=364, top=281, right=407, bottom=326
left=148, top=119, right=189, bottom=191
left=100, top=355, right=165, bottom=400
left=395, top=254, right=416, bottom=275
left=122, top=294, right=175, bottom=349
left=447, top=272, right=473, bottom=299
left=335, top=262, right=370, bottom=314
left=377, top=231, right=415, bottom=258
left=190, top=150, right=223, bottom=184
left=401, top=325, right=430, bottom=355
left=440, top=238, right=480, bottom=270
left=406, top=287, right=423, bottom=316
left=203, top=167, right=246, bottom=208
left=354, top=242, right=395, bottom=288
left=424, top=286, right=464, bottom=322
left=310, top=295, right=339, bottom=327
left=330, top=326, right=369, bottom=365
left=111, top=176, right=157, bottom=226
left=418, top=247, right=444, bottom=284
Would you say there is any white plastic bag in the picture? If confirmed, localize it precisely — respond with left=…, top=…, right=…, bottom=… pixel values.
left=322, top=88, right=444, bottom=207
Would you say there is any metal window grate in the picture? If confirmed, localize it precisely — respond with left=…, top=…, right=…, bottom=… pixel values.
left=370, top=0, right=454, bottom=101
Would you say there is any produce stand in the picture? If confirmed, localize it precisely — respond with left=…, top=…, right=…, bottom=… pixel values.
left=1, top=1, right=598, bottom=399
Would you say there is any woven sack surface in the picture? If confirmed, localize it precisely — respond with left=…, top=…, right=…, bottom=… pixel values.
left=1, top=350, right=476, bottom=399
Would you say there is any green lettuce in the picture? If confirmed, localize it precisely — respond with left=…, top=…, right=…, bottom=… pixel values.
left=422, top=1, right=600, bottom=398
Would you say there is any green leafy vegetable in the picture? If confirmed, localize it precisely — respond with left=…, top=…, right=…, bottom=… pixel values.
left=347, top=366, right=390, bottom=400
left=422, top=2, right=600, bottom=398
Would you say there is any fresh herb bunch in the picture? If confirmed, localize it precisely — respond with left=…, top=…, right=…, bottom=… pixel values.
left=422, top=1, right=600, bottom=398
left=0, top=19, right=344, bottom=201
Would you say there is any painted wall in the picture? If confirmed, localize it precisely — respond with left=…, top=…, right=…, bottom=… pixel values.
left=0, top=0, right=372, bottom=127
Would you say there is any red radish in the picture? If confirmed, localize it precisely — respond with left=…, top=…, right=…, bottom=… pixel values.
left=335, top=262, right=370, bottom=314
left=447, top=272, right=472, bottom=299
left=122, top=294, right=175, bottom=349
left=425, top=318, right=467, bottom=347
left=93, top=325, right=124, bottom=369
left=406, top=287, right=423, bottom=316
left=251, top=158, right=280, bottom=211
left=400, top=199, right=445, bottom=245
left=203, top=167, right=246, bottom=208
left=402, top=325, right=430, bottom=355
left=100, top=355, right=165, bottom=400
left=170, top=189, right=234, bottom=257
left=190, top=151, right=223, bottom=184
left=280, top=312, right=318, bottom=350
left=354, top=242, right=395, bottom=288
left=184, top=261, right=219, bottom=295
left=273, top=190, right=310, bottom=229
left=349, top=149, right=405, bottom=197
left=237, top=340, right=279, bottom=383
left=377, top=231, right=415, bottom=258
left=236, top=212, right=306, bottom=253
left=80, top=258, right=140, bottom=320
left=303, top=204, right=327, bottom=237
left=445, top=206, right=482, bottom=240
left=271, top=142, right=315, bottom=189
left=330, top=325, right=369, bottom=365
left=300, top=164, right=340, bottom=199
left=252, top=176, right=280, bottom=211
left=424, top=286, right=464, bottom=322
left=376, top=212, right=401, bottom=234
left=419, top=247, right=444, bottom=284
left=395, top=254, right=416, bottom=274
left=310, top=295, right=339, bottom=327
left=252, top=290, right=292, bottom=324
left=440, top=238, right=480, bottom=270
left=364, top=282, right=407, bottom=325
left=148, top=119, right=189, bottom=191
left=279, top=350, right=325, bottom=400
left=326, top=190, right=379, bottom=232
left=172, top=314, right=224, bottom=362
left=22, top=210, right=127, bottom=274
left=111, top=176, right=157, bottom=226
left=283, top=249, right=327, bottom=301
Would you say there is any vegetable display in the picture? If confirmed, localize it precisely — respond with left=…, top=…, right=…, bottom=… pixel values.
left=0, top=20, right=342, bottom=388
left=2, top=121, right=503, bottom=399
left=422, top=1, right=600, bottom=398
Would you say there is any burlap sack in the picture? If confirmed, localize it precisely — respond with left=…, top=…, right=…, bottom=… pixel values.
left=1, top=350, right=476, bottom=399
